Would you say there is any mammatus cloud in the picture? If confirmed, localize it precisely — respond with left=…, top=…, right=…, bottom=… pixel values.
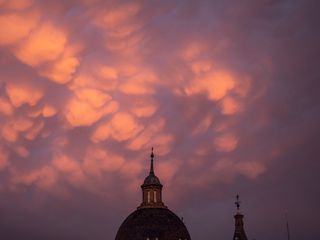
left=0, top=0, right=319, bottom=239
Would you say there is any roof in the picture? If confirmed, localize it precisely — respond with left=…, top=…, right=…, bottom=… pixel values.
left=142, top=173, right=162, bottom=187
left=115, top=208, right=191, bottom=240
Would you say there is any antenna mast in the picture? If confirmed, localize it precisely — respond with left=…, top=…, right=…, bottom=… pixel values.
left=285, top=212, right=290, bottom=240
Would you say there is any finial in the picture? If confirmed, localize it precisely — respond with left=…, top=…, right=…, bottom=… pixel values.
left=235, top=194, right=241, bottom=211
left=150, top=147, right=154, bottom=175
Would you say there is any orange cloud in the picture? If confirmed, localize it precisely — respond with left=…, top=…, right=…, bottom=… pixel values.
left=42, top=104, right=57, bottom=118
left=0, top=147, right=9, bottom=170
left=14, top=145, right=29, bottom=157
left=53, top=155, right=81, bottom=173
left=0, top=11, right=39, bottom=45
left=119, top=70, right=157, bottom=95
left=39, top=43, right=82, bottom=84
left=221, top=96, right=241, bottom=115
left=185, top=70, right=235, bottom=101
left=52, top=154, right=85, bottom=186
left=11, top=117, right=33, bottom=131
left=214, top=133, right=238, bottom=152
left=40, top=56, right=79, bottom=84
left=236, top=161, right=265, bottom=179
left=24, top=121, right=44, bottom=140
left=192, top=115, right=213, bottom=135
left=235, top=77, right=251, bottom=97
left=12, top=166, right=57, bottom=190
left=1, top=117, right=34, bottom=142
left=152, top=134, right=174, bottom=155
left=92, top=112, right=143, bottom=142
left=130, top=98, right=157, bottom=118
left=84, top=147, right=125, bottom=177
left=1, top=0, right=34, bottom=10
left=95, top=2, right=140, bottom=29
left=15, top=22, right=67, bottom=66
left=99, top=66, right=118, bottom=80
left=6, top=82, right=43, bottom=107
left=93, top=2, right=143, bottom=56
left=71, top=68, right=118, bottom=92
left=1, top=123, right=17, bottom=142
left=181, top=42, right=206, bottom=61
left=190, top=60, right=212, bottom=74
left=211, top=158, right=265, bottom=183
left=0, top=97, right=14, bottom=116
left=126, top=118, right=165, bottom=151
left=119, top=159, right=143, bottom=179
left=157, top=160, right=179, bottom=185
left=75, top=88, right=112, bottom=108
left=64, top=91, right=118, bottom=127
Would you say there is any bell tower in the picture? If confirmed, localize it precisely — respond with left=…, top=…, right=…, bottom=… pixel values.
left=138, top=148, right=167, bottom=209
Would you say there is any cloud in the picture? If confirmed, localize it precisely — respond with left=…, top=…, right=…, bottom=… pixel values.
left=214, top=133, right=238, bottom=152
left=0, top=97, right=14, bottom=116
left=14, top=22, right=67, bottom=66
left=64, top=91, right=118, bottom=127
left=42, top=105, right=57, bottom=118
left=1, top=0, right=34, bottom=10
left=185, top=70, right=236, bottom=101
left=118, top=70, right=157, bottom=95
left=92, top=112, right=143, bottom=142
left=220, top=96, right=241, bottom=115
left=40, top=56, right=79, bottom=84
left=0, top=11, right=39, bottom=45
left=5, top=82, right=43, bottom=107
left=83, top=146, right=125, bottom=177
left=0, top=0, right=319, bottom=239
left=0, top=147, right=9, bottom=170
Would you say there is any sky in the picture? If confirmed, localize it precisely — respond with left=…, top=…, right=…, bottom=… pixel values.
left=0, top=0, right=319, bottom=239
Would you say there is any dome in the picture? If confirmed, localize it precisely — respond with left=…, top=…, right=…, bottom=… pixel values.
left=143, top=173, right=162, bottom=186
left=115, top=208, right=191, bottom=240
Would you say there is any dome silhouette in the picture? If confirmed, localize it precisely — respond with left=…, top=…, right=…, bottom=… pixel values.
left=115, top=208, right=191, bottom=240
left=115, top=148, right=191, bottom=240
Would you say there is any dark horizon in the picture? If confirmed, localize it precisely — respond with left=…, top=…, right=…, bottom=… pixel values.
left=0, top=0, right=319, bottom=239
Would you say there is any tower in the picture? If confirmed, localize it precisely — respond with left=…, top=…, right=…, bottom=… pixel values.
left=138, top=147, right=167, bottom=209
left=233, top=195, right=248, bottom=240
left=115, top=148, right=191, bottom=240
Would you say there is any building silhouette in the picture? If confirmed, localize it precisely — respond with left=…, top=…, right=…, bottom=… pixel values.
left=115, top=148, right=191, bottom=240
left=115, top=149, right=249, bottom=240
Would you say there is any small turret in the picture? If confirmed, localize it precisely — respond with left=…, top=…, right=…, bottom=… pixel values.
left=233, top=194, right=248, bottom=240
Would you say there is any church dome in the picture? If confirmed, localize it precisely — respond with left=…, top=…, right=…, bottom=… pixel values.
left=115, top=148, right=192, bottom=240
left=115, top=208, right=191, bottom=240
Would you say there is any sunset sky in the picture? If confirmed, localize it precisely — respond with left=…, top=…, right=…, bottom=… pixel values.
left=0, top=0, right=319, bottom=239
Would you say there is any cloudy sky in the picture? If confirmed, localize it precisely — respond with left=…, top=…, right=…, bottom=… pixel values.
left=0, top=0, right=319, bottom=239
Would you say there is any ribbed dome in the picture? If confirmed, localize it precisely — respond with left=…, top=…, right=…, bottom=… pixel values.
left=115, top=208, right=191, bottom=240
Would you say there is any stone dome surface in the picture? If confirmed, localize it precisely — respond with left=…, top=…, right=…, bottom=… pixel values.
left=115, top=208, right=191, bottom=240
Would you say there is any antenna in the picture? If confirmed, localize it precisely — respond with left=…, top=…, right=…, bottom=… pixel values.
left=285, top=212, right=290, bottom=240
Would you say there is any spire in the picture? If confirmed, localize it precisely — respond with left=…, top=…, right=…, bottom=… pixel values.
left=233, top=194, right=248, bottom=240
left=235, top=194, right=241, bottom=211
left=150, top=147, right=154, bottom=175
